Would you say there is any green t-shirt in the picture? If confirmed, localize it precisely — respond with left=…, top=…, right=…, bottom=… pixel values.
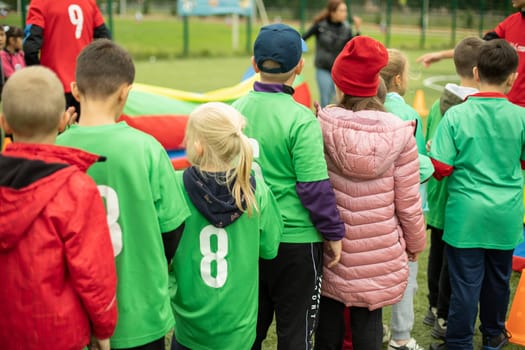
left=57, top=122, right=190, bottom=348
left=430, top=95, right=525, bottom=249
left=425, top=99, right=448, bottom=229
left=233, top=91, right=328, bottom=243
left=170, top=172, right=282, bottom=350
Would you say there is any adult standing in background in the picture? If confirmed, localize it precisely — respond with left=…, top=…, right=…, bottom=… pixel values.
left=23, top=0, right=111, bottom=114
left=302, top=0, right=361, bottom=107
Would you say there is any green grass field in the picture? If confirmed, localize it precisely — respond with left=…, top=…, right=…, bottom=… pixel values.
left=2, top=11, right=523, bottom=350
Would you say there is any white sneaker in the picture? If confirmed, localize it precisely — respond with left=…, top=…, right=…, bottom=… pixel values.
left=388, top=338, right=424, bottom=350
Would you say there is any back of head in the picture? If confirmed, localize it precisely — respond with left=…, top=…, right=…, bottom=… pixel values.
left=185, top=102, right=256, bottom=215
left=453, top=37, right=483, bottom=78
left=331, top=36, right=388, bottom=111
left=2, top=66, right=64, bottom=138
left=76, top=39, right=135, bottom=99
left=380, top=48, right=407, bottom=91
left=477, top=39, right=519, bottom=85
left=254, top=23, right=302, bottom=82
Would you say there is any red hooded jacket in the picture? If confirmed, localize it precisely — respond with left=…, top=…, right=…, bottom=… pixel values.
left=0, top=143, right=117, bottom=350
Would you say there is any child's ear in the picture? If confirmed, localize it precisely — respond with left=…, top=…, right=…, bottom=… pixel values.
left=251, top=56, right=260, bottom=73
left=0, top=114, right=12, bottom=134
left=118, top=84, right=132, bottom=103
left=70, top=82, right=81, bottom=102
left=194, top=140, right=204, bottom=156
left=57, top=111, right=71, bottom=133
left=507, top=72, right=518, bottom=90
left=473, top=66, right=481, bottom=83
left=295, top=58, right=305, bottom=75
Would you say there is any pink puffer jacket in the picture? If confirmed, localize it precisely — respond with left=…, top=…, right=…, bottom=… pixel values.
left=318, top=106, right=426, bottom=310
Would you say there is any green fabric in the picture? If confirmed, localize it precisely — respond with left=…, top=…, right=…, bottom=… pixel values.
left=0, top=127, right=4, bottom=150
left=170, top=172, right=282, bottom=350
left=385, top=92, right=426, bottom=154
left=425, top=99, right=448, bottom=229
left=385, top=93, right=433, bottom=185
left=233, top=91, right=328, bottom=243
left=430, top=96, right=525, bottom=249
left=57, top=122, right=190, bottom=348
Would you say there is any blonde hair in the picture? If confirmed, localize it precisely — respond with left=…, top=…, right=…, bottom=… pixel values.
left=2, top=66, right=65, bottom=137
left=185, top=102, right=257, bottom=215
left=380, top=48, right=408, bottom=91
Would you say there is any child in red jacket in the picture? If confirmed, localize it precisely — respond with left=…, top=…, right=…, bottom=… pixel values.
left=0, top=66, right=117, bottom=350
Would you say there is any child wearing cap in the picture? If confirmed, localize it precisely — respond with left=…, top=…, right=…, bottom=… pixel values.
left=429, top=39, right=525, bottom=350
left=233, top=23, right=345, bottom=349
left=314, top=36, right=426, bottom=350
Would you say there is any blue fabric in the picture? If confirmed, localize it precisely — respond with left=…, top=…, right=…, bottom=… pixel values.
left=445, top=245, right=513, bottom=350
left=316, top=68, right=335, bottom=107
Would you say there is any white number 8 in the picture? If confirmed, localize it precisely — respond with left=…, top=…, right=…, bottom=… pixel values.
left=98, top=185, right=123, bottom=257
left=68, top=4, right=84, bottom=39
left=199, top=225, right=228, bottom=288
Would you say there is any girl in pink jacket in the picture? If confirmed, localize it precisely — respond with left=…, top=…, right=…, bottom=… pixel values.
left=314, top=36, right=426, bottom=350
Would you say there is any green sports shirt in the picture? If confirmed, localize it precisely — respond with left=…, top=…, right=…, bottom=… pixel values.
left=57, top=122, right=190, bottom=348
left=430, top=94, right=525, bottom=249
left=233, top=91, right=329, bottom=243
left=425, top=99, right=448, bottom=229
left=169, top=172, right=282, bottom=350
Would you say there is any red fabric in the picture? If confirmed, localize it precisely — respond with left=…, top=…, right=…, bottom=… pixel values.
left=521, top=160, right=525, bottom=170
left=292, top=82, right=312, bottom=108
left=171, top=157, right=191, bottom=170
left=343, top=307, right=353, bottom=350
left=331, top=36, right=388, bottom=97
left=0, top=143, right=117, bottom=349
left=431, top=158, right=454, bottom=180
left=26, top=0, right=105, bottom=92
left=468, top=92, right=508, bottom=99
left=494, top=12, right=525, bottom=107
left=119, top=114, right=188, bottom=150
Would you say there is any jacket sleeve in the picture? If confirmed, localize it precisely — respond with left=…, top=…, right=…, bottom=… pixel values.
left=393, top=136, right=427, bottom=254
left=23, top=24, right=43, bottom=66
left=62, top=174, right=117, bottom=339
left=94, top=23, right=112, bottom=39
left=302, top=22, right=319, bottom=41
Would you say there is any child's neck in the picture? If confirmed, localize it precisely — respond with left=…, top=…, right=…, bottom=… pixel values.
left=458, top=77, right=478, bottom=89
left=5, top=46, right=16, bottom=54
left=478, top=83, right=507, bottom=94
left=12, top=134, right=56, bottom=144
left=77, top=99, right=122, bottom=126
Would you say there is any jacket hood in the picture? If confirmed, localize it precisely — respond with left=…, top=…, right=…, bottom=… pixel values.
left=183, top=167, right=256, bottom=228
left=439, top=83, right=478, bottom=115
left=318, top=106, right=416, bottom=179
left=0, top=143, right=102, bottom=251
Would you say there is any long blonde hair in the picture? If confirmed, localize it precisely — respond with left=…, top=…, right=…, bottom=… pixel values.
left=379, top=48, right=407, bottom=92
left=185, top=102, right=257, bottom=215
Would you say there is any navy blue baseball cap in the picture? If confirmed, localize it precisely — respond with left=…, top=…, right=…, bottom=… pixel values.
left=254, top=23, right=302, bottom=74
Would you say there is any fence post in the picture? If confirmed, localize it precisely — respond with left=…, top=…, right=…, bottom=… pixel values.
left=385, top=0, right=392, bottom=47
left=451, top=0, right=457, bottom=46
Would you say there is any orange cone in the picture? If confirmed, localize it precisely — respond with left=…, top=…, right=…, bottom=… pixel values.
left=413, top=89, right=429, bottom=118
left=507, top=270, right=525, bottom=346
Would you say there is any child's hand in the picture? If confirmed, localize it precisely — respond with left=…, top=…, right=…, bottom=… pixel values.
left=426, top=139, right=432, bottom=153
left=89, top=337, right=110, bottom=350
left=407, top=251, right=420, bottom=262
left=325, top=240, right=342, bottom=268
left=66, top=106, right=78, bottom=127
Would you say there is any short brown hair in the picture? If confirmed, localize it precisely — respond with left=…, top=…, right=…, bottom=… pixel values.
left=2, top=66, right=64, bottom=137
left=453, top=37, right=483, bottom=78
left=75, top=39, right=135, bottom=99
left=477, top=39, right=518, bottom=85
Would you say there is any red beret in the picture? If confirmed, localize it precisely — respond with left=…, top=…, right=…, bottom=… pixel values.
left=331, top=36, right=388, bottom=97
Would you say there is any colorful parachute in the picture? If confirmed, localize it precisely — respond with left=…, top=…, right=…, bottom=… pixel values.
left=121, top=73, right=312, bottom=169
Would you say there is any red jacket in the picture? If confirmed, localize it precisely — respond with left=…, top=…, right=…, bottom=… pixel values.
left=0, top=143, right=117, bottom=350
